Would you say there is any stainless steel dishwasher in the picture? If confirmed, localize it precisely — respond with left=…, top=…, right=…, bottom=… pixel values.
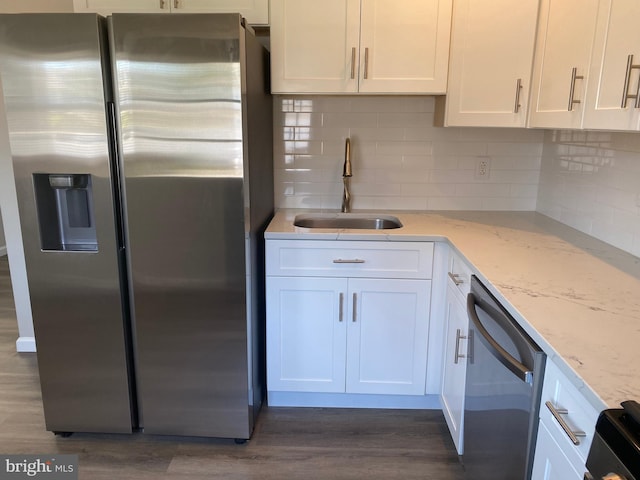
left=463, top=276, right=546, bottom=480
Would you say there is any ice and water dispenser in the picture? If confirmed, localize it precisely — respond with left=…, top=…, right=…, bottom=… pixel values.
left=33, top=173, right=98, bottom=252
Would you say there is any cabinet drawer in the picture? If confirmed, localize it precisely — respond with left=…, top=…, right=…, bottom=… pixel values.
left=266, top=240, right=434, bottom=279
left=532, top=419, right=584, bottom=480
left=539, top=360, right=599, bottom=464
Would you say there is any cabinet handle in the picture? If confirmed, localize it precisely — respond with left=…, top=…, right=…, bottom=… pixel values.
left=364, top=48, right=370, bottom=80
left=174, top=0, right=179, bottom=8
left=448, top=272, right=464, bottom=286
left=567, top=67, right=584, bottom=111
left=545, top=401, right=586, bottom=445
left=350, top=47, right=356, bottom=80
left=339, top=293, right=344, bottom=322
left=352, top=293, right=357, bottom=322
left=621, top=54, right=640, bottom=108
left=160, top=0, right=166, bottom=8
left=333, top=258, right=365, bottom=264
left=454, top=329, right=467, bottom=364
left=514, top=78, right=523, bottom=113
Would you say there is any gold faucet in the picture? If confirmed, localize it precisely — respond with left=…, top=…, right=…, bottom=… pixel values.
left=341, top=138, right=352, bottom=213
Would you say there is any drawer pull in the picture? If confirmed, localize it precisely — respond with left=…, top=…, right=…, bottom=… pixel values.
left=339, top=293, right=344, bottom=322
left=454, top=329, right=467, bottom=364
left=545, top=401, right=586, bottom=445
left=352, top=293, right=357, bottom=322
left=333, top=258, right=365, bottom=264
left=448, top=272, right=464, bottom=286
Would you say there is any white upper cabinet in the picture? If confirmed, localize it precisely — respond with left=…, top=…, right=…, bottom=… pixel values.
left=528, top=0, right=599, bottom=129
left=583, top=0, right=640, bottom=131
left=357, top=0, right=452, bottom=94
left=442, top=0, right=540, bottom=127
left=74, top=0, right=168, bottom=14
left=270, top=0, right=453, bottom=94
left=270, top=0, right=361, bottom=93
left=73, top=0, right=270, bottom=24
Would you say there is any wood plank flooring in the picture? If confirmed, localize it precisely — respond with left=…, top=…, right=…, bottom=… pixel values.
left=0, top=255, right=465, bottom=479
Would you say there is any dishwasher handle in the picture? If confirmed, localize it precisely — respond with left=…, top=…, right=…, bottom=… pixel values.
left=467, top=293, right=534, bottom=385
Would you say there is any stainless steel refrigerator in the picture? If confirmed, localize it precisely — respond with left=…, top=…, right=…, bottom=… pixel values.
left=0, top=13, right=273, bottom=439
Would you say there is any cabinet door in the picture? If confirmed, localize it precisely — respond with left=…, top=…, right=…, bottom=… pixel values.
left=583, top=0, right=640, bottom=131
left=358, top=0, right=452, bottom=94
left=345, top=278, right=430, bottom=395
left=444, top=0, right=539, bottom=127
left=266, top=276, right=347, bottom=393
left=73, top=0, right=169, bottom=14
left=270, top=0, right=360, bottom=93
left=172, top=0, right=269, bottom=24
left=528, top=0, right=599, bottom=129
left=531, top=421, right=584, bottom=480
left=440, top=283, right=468, bottom=455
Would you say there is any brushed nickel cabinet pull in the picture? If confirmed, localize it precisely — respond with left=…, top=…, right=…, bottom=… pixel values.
left=621, top=54, right=640, bottom=108
left=454, top=329, right=467, bottom=364
left=545, top=401, right=586, bottom=445
left=567, top=67, right=584, bottom=111
left=514, top=78, right=523, bottom=113
left=339, top=293, right=344, bottom=322
left=333, top=258, right=365, bottom=264
left=448, top=272, right=464, bottom=286
left=350, top=47, right=356, bottom=79
left=352, top=293, right=357, bottom=322
left=364, top=48, right=370, bottom=80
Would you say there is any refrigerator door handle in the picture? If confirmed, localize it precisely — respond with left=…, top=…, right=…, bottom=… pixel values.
left=466, top=292, right=533, bottom=385
left=106, top=101, right=126, bottom=250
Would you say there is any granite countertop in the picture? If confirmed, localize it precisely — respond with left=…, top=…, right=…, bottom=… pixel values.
left=266, top=209, right=640, bottom=411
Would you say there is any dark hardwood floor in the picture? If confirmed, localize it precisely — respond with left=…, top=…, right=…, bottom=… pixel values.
left=0, top=255, right=465, bottom=479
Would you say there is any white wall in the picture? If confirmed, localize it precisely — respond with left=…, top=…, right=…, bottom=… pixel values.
left=0, top=0, right=74, bottom=351
left=0, top=78, right=35, bottom=351
left=273, top=96, right=544, bottom=211
left=538, top=130, right=640, bottom=258
left=0, top=0, right=73, bottom=13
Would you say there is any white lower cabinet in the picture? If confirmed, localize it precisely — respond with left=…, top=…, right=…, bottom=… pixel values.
left=532, top=420, right=583, bottom=480
left=267, top=275, right=431, bottom=396
left=266, top=276, right=347, bottom=393
left=440, top=282, right=467, bottom=455
left=266, top=240, right=433, bottom=402
left=440, top=250, right=472, bottom=455
left=345, top=278, right=430, bottom=395
left=532, top=360, right=600, bottom=480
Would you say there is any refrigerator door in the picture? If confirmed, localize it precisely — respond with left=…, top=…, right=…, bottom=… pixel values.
left=110, top=14, right=251, bottom=438
left=0, top=14, right=134, bottom=433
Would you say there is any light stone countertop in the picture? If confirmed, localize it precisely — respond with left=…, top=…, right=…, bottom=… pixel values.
left=265, top=209, right=640, bottom=411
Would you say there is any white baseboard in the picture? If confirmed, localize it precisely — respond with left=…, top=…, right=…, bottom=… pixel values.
left=0, top=245, right=6, bottom=256
left=267, top=391, right=442, bottom=410
left=16, top=336, right=36, bottom=352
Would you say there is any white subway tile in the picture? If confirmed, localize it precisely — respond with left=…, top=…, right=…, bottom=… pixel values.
left=323, top=112, right=378, bottom=128
left=455, top=183, right=511, bottom=197
left=350, top=127, right=405, bottom=141
left=428, top=197, right=480, bottom=210
left=432, top=141, right=488, bottom=156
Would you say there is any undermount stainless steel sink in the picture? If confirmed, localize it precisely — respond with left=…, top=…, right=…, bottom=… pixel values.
left=293, top=213, right=403, bottom=230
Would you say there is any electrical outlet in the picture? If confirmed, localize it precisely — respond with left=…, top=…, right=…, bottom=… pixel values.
left=475, top=157, right=491, bottom=179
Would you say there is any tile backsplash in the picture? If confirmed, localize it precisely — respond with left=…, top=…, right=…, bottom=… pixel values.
left=272, top=95, right=640, bottom=259
left=538, top=130, right=640, bottom=258
left=273, top=96, right=544, bottom=211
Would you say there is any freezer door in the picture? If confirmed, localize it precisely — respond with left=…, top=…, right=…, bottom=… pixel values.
left=0, top=14, right=134, bottom=433
left=110, top=14, right=251, bottom=438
